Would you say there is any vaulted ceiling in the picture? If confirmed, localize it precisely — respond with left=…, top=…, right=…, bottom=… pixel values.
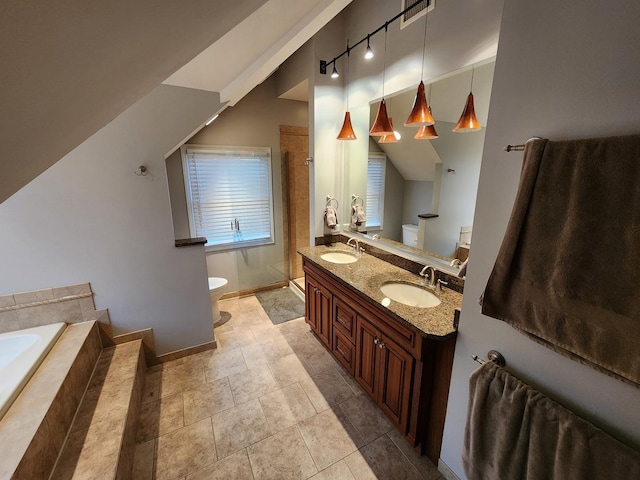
left=0, top=0, right=351, bottom=204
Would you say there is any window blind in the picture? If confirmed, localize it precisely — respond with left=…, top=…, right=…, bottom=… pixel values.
left=366, top=154, right=386, bottom=229
left=183, top=146, right=274, bottom=250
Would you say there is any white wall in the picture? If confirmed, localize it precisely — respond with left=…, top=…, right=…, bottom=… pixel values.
left=166, top=75, right=309, bottom=294
left=422, top=123, right=484, bottom=258
left=0, top=85, right=221, bottom=355
left=441, top=1, right=640, bottom=477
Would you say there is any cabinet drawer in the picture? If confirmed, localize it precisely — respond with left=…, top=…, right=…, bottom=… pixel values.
left=333, top=297, right=356, bottom=342
left=332, top=329, right=355, bottom=375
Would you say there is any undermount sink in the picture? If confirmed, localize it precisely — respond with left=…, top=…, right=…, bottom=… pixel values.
left=380, top=282, right=441, bottom=308
left=320, top=251, right=358, bottom=264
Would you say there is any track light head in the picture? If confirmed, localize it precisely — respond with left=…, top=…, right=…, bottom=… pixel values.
left=364, top=36, right=374, bottom=60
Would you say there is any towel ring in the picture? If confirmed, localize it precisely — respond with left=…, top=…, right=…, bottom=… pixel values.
left=326, top=196, right=339, bottom=209
left=351, top=194, right=364, bottom=206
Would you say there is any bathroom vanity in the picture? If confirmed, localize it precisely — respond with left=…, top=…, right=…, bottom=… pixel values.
left=298, top=244, right=460, bottom=463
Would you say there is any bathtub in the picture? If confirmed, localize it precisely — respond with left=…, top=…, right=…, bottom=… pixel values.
left=0, top=322, right=66, bottom=420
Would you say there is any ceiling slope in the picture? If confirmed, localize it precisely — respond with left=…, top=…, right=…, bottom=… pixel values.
left=163, top=0, right=351, bottom=105
left=0, top=0, right=268, bottom=204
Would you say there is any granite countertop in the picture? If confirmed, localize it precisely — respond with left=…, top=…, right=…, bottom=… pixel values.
left=298, top=244, right=461, bottom=339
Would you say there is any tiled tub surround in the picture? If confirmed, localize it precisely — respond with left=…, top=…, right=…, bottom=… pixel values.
left=0, top=322, right=66, bottom=420
left=0, top=282, right=99, bottom=334
left=298, top=244, right=461, bottom=338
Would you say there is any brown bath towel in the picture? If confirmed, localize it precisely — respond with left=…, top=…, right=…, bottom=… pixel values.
left=463, top=362, right=640, bottom=480
left=482, top=134, right=640, bottom=386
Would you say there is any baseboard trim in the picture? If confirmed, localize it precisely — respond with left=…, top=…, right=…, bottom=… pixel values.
left=156, top=340, right=217, bottom=364
left=438, top=459, right=461, bottom=480
left=288, top=281, right=305, bottom=301
left=219, top=281, right=288, bottom=301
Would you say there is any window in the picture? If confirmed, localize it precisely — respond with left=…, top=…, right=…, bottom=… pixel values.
left=366, top=153, right=386, bottom=229
left=182, top=145, right=274, bottom=251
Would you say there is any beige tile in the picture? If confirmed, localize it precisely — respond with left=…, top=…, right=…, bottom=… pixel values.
left=204, top=348, right=248, bottom=383
left=183, top=378, right=235, bottom=425
left=259, top=337, right=295, bottom=364
left=344, top=434, right=422, bottom=480
left=52, top=283, right=92, bottom=297
left=52, top=419, right=124, bottom=479
left=212, top=398, right=271, bottom=459
left=229, top=363, right=278, bottom=405
left=0, top=293, right=15, bottom=308
left=144, top=358, right=206, bottom=402
left=14, top=287, right=54, bottom=304
left=155, top=418, right=217, bottom=480
left=259, top=383, right=316, bottom=432
left=247, top=425, right=317, bottom=480
left=387, top=429, right=443, bottom=480
left=10, top=420, right=59, bottom=480
left=214, top=327, right=258, bottom=350
left=17, top=299, right=83, bottom=329
left=298, top=408, right=365, bottom=471
left=0, top=310, right=20, bottom=333
left=137, top=392, right=184, bottom=443
left=309, top=460, right=356, bottom=480
left=268, top=353, right=313, bottom=388
left=78, top=296, right=96, bottom=313
left=339, top=395, right=394, bottom=443
left=187, top=449, right=254, bottom=480
left=250, top=322, right=284, bottom=343
left=300, top=371, right=356, bottom=413
left=133, top=439, right=156, bottom=480
left=88, top=341, right=142, bottom=389
left=339, top=369, right=367, bottom=398
left=240, top=343, right=269, bottom=368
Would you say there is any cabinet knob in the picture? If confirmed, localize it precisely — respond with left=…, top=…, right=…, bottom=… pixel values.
left=378, top=342, right=385, bottom=349
left=373, top=338, right=380, bottom=345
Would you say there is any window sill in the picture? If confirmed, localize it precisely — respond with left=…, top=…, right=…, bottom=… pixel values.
left=175, top=237, right=207, bottom=248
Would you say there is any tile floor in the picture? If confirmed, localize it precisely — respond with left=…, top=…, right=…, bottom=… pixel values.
left=133, top=294, right=444, bottom=480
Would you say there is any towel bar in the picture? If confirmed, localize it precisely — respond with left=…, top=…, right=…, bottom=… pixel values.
left=351, top=194, right=364, bottom=206
left=472, top=350, right=506, bottom=367
left=504, top=144, right=525, bottom=152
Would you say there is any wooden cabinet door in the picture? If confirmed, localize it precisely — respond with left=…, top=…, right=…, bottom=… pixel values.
left=304, top=275, right=318, bottom=332
left=377, top=334, right=414, bottom=432
left=316, top=282, right=332, bottom=348
left=355, top=315, right=379, bottom=399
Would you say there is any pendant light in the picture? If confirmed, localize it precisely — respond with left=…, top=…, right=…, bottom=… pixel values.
left=337, top=44, right=357, bottom=140
left=364, top=35, right=374, bottom=60
left=405, top=4, right=434, bottom=127
left=415, top=86, right=438, bottom=139
left=453, top=67, right=482, bottom=132
left=369, top=24, right=394, bottom=136
left=379, top=117, right=401, bottom=143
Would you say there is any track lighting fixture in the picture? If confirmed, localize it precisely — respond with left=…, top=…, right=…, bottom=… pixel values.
left=331, top=64, right=339, bottom=79
left=405, top=2, right=434, bottom=127
left=364, top=35, right=374, bottom=60
left=337, top=45, right=357, bottom=140
left=369, top=24, right=394, bottom=136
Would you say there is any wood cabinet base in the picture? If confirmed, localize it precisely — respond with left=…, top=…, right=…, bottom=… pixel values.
left=303, top=259, right=457, bottom=463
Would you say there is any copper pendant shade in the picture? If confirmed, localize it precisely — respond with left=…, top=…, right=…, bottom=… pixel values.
left=453, top=92, right=482, bottom=132
left=337, top=111, right=357, bottom=140
left=405, top=81, right=435, bottom=126
left=414, top=123, right=438, bottom=140
left=369, top=98, right=394, bottom=136
left=378, top=117, right=398, bottom=143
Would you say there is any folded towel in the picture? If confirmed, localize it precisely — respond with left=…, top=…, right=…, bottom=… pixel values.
left=482, top=134, right=640, bottom=386
left=463, top=362, right=640, bottom=480
left=324, top=206, right=338, bottom=229
left=351, top=205, right=366, bottom=226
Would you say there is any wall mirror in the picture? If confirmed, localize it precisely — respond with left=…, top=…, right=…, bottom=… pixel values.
left=343, top=61, right=495, bottom=271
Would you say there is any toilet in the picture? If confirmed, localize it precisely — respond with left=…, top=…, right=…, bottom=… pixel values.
left=208, top=277, right=228, bottom=324
left=402, top=224, right=419, bottom=247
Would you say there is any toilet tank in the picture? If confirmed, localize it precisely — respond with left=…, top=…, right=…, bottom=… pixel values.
left=402, top=224, right=419, bottom=247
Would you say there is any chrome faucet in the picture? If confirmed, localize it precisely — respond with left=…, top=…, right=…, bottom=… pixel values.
left=419, top=265, right=436, bottom=288
left=346, top=237, right=359, bottom=253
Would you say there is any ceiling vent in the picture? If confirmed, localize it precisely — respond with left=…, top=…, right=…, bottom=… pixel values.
left=400, top=0, right=435, bottom=29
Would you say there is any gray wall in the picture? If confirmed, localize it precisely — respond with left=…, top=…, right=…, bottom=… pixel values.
left=166, top=74, right=309, bottom=293
left=441, top=1, right=640, bottom=477
left=0, top=85, right=222, bottom=355
left=402, top=181, right=433, bottom=226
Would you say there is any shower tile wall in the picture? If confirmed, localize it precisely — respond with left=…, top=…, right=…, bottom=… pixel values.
left=280, top=126, right=309, bottom=282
